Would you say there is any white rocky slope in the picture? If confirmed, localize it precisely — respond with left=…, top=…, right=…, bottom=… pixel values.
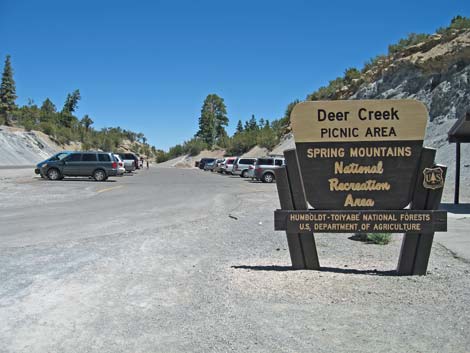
left=0, top=126, right=60, bottom=166
left=352, top=31, right=470, bottom=201
left=0, top=126, right=144, bottom=167
left=271, top=30, right=470, bottom=201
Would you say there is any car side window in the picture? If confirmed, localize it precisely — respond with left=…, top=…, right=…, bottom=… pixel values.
left=67, top=153, right=82, bottom=162
left=82, top=153, right=97, bottom=162
left=98, top=154, right=111, bottom=162
left=275, top=159, right=283, bottom=166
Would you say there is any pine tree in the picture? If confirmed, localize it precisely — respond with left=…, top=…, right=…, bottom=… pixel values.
left=248, top=114, right=258, bottom=131
left=236, top=120, right=243, bottom=134
left=40, top=98, right=56, bottom=114
left=196, top=94, right=228, bottom=147
left=0, top=55, right=17, bottom=125
left=62, top=89, right=81, bottom=114
left=80, top=115, right=94, bottom=131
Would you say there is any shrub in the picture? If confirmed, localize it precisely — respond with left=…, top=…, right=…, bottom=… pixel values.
left=183, top=137, right=208, bottom=156
left=39, top=121, right=55, bottom=135
left=388, top=33, right=430, bottom=55
left=367, top=233, right=391, bottom=245
left=168, top=144, right=184, bottom=159
left=344, top=67, right=361, bottom=83
left=437, top=15, right=470, bottom=34
left=257, top=127, right=277, bottom=149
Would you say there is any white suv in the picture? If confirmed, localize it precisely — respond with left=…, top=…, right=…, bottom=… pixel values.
left=232, top=158, right=257, bottom=177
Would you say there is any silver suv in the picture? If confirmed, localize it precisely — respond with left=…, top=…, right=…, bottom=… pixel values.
left=221, top=157, right=237, bottom=174
left=232, top=158, right=257, bottom=178
left=254, top=157, right=285, bottom=183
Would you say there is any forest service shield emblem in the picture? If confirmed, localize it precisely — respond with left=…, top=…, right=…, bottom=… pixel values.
left=423, top=167, right=444, bottom=190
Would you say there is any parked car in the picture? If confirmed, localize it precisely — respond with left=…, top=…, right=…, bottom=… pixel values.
left=203, top=159, right=218, bottom=171
left=118, top=153, right=139, bottom=172
left=40, top=151, right=119, bottom=181
left=213, top=159, right=226, bottom=173
left=253, top=157, right=285, bottom=183
left=221, top=157, right=237, bottom=174
left=247, top=164, right=256, bottom=179
left=113, top=154, right=126, bottom=175
left=199, top=158, right=216, bottom=170
left=232, top=158, right=257, bottom=178
left=35, top=151, right=74, bottom=178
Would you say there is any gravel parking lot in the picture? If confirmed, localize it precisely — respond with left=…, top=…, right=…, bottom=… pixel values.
left=0, top=167, right=469, bottom=352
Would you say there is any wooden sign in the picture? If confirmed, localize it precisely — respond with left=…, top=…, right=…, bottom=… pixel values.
left=275, top=100, right=447, bottom=275
left=291, top=100, right=428, bottom=210
left=274, top=210, right=447, bottom=234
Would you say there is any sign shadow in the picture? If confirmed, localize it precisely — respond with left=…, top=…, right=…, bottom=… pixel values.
left=440, top=203, right=470, bottom=214
left=231, top=265, right=396, bottom=276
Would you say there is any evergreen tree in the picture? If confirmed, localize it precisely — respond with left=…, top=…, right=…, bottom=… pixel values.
left=196, top=94, right=228, bottom=147
left=40, top=98, right=56, bottom=114
left=216, top=128, right=230, bottom=149
left=0, top=55, right=17, bottom=125
left=236, top=120, right=243, bottom=134
left=284, top=99, right=300, bottom=120
left=62, top=89, right=81, bottom=114
left=245, top=114, right=258, bottom=131
left=80, top=115, right=94, bottom=131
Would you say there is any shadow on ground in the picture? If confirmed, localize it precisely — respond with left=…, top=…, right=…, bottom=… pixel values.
left=41, top=178, right=117, bottom=183
left=441, top=203, right=470, bottom=214
left=231, top=265, right=397, bottom=276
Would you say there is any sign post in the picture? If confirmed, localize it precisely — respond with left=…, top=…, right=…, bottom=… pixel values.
left=274, top=100, right=447, bottom=275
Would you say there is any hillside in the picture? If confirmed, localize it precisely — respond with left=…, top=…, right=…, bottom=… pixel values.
left=0, top=126, right=63, bottom=166
left=0, top=125, right=151, bottom=166
left=275, top=28, right=470, bottom=201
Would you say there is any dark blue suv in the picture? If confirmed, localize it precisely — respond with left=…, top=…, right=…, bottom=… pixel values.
left=39, top=151, right=118, bottom=181
left=35, top=151, right=74, bottom=178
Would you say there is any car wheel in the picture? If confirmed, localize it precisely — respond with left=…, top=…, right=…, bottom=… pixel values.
left=93, top=169, right=106, bottom=181
left=262, top=172, right=274, bottom=183
left=241, top=170, right=248, bottom=178
left=47, top=168, right=61, bottom=181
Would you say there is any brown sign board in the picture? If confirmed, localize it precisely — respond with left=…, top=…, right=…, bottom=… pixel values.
left=275, top=210, right=447, bottom=234
left=291, top=100, right=428, bottom=210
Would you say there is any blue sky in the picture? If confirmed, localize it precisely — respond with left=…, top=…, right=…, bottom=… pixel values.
left=1, top=0, right=469, bottom=150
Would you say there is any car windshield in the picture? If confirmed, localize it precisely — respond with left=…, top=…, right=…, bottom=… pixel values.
left=50, top=152, right=69, bottom=161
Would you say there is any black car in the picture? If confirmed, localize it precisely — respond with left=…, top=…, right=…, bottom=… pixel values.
left=198, top=158, right=216, bottom=170
left=40, top=151, right=119, bottom=181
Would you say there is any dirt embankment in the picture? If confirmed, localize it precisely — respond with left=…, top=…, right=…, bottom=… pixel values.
left=0, top=126, right=63, bottom=166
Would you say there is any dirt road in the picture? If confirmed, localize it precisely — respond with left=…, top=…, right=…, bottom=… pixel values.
left=0, top=168, right=469, bottom=352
